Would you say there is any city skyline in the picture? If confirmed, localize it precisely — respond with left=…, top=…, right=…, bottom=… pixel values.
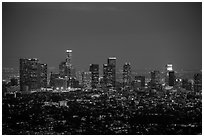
left=3, top=2, right=202, bottom=71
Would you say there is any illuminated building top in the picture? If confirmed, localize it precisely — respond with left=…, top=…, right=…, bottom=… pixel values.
left=108, top=57, right=116, bottom=59
left=66, top=50, right=72, bottom=53
left=166, top=64, right=173, bottom=71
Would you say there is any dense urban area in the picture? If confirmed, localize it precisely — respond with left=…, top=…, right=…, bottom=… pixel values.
left=2, top=50, right=202, bottom=135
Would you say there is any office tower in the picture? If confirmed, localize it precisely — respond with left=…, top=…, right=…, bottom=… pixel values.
left=59, top=61, right=66, bottom=77
left=123, top=63, right=131, bottom=87
left=107, top=57, right=116, bottom=88
left=76, top=71, right=83, bottom=85
left=49, top=72, right=66, bottom=90
left=71, top=67, right=76, bottom=78
left=66, top=50, right=72, bottom=88
left=133, top=76, right=145, bottom=90
left=168, top=71, right=175, bottom=86
left=49, top=72, right=59, bottom=88
left=38, top=63, right=47, bottom=88
left=165, top=64, right=173, bottom=85
left=89, top=64, right=99, bottom=89
left=194, top=73, right=202, bottom=92
left=20, top=58, right=39, bottom=91
left=103, top=64, right=108, bottom=86
left=150, top=70, right=161, bottom=89
left=81, top=71, right=91, bottom=89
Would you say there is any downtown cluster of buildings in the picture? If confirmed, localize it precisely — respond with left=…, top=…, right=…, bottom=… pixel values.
left=2, top=50, right=202, bottom=135
left=17, top=50, right=202, bottom=94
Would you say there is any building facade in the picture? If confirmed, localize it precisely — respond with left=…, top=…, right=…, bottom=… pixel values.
left=20, top=58, right=47, bottom=91
left=168, top=71, right=175, bottom=86
left=89, top=64, right=99, bottom=89
left=194, top=73, right=202, bottom=92
left=107, top=57, right=116, bottom=88
left=123, top=63, right=131, bottom=88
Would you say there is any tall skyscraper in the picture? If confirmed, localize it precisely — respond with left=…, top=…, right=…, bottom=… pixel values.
left=150, top=70, right=161, bottom=89
left=165, top=63, right=173, bottom=85
left=82, top=71, right=91, bottom=89
left=123, top=63, right=131, bottom=88
left=107, top=57, right=116, bottom=88
left=89, top=64, right=99, bottom=89
left=169, top=71, right=175, bottom=86
left=59, top=61, right=66, bottom=78
left=20, top=58, right=47, bottom=91
left=66, top=50, right=72, bottom=88
left=38, top=63, right=47, bottom=88
left=194, top=73, right=202, bottom=92
left=103, top=64, right=108, bottom=86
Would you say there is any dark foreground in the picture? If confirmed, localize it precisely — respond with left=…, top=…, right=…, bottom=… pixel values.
left=2, top=88, right=202, bottom=135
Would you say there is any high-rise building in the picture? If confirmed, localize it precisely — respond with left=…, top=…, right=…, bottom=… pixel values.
left=20, top=58, right=47, bottom=91
left=169, top=71, right=175, bottom=86
left=82, top=71, right=91, bottom=89
left=89, top=64, right=99, bottom=89
left=107, top=57, right=116, bottom=88
left=123, top=63, right=131, bottom=87
left=165, top=64, right=173, bottom=85
left=66, top=50, right=72, bottom=88
left=38, top=63, right=47, bottom=88
left=59, top=61, right=66, bottom=77
left=103, top=64, right=108, bottom=86
left=49, top=72, right=66, bottom=90
left=194, top=73, right=202, bottom=92
left=150, top=70, right=161, bottom=89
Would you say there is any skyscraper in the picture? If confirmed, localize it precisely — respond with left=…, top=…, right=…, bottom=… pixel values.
left=49, top=72, right=66, bottom=90
left=82, top=71, right=91, bottom=89
left=103, top=64, right=108, bottom=86
left=169, top=71, right=175, bottom=86
left=20, top=58, right=47, bottom=91
left=123, top=63, right=131, bottom=88
left=38, top=63, right=47, bottom=88
left=150, top=70, right=161, bottom=89
left=165, top=63, right=173, bottom=85
left=107, top=57, right=116, bottom=88
left=89, top=64, right=99, bottom=89
left=59, top=61, right=66, bottom=78
left=66, top=50, right=72, bottom=88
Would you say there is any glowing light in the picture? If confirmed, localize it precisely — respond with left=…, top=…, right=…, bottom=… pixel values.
left=166, top=64, right=173, bottom=71
left=109, top=57, right=116, bottom=59
left=66, top=50, right=72, bottom=52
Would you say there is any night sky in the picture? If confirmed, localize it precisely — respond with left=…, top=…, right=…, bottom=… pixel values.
left=2, top=2, right=202, bottom=71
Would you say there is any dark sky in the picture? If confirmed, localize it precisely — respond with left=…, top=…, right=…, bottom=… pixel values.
left=2, top=2, right=202, bottom=71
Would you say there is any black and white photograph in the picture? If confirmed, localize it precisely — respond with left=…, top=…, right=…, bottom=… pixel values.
left=2, top=1, right=202, bottom=135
